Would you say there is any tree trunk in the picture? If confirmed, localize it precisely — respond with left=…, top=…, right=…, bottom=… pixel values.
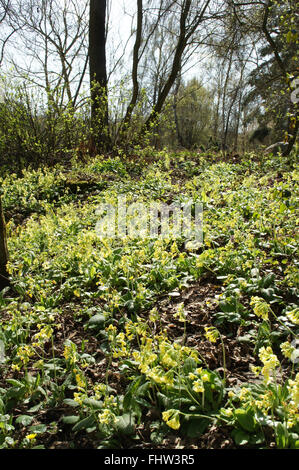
left=173, top=72, right=184, bottom=147
left=89, top=0, right=110, bottom=152
left=0, top=195, right=9, bottom=290
left=122, top=0, right=143, bottom=127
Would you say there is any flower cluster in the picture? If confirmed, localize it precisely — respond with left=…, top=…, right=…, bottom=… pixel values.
left=287, top=373, right=299, bottom=408
left=98, top=409, right=117, bottom=426
left=173, top=302, right=187, bottom=322
left=258, top=346, right=280, bottom=384
left=250, top=297, right=270, bottom=321
left=286, top=308, right=299, bottom=325
left=204, top=326, right=219, bottom=343
left=32, top=324, right=53, bottom=347
left=162, top=409, right=180, bottom=430
left=189, top=368, right=206, bottom=393
left=280, top=341, right=295, bottom=360
left=63, top=341, right=78, bottom=366
left=16, top=345, right=35, bottom=366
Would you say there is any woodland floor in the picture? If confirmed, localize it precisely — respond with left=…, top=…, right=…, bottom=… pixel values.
left=0, top=148, right=298, bottom=449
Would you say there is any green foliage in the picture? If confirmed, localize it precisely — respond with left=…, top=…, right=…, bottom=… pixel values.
left=0, top=150, right=298, bottom=448
left=0, top=76, right=91, bottom=170
left=246, top=0, right=299, bottom=143
left=174, top=78, right=213, bottom=149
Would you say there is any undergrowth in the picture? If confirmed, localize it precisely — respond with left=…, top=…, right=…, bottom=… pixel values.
left=0, top=149, right=298, bottom=449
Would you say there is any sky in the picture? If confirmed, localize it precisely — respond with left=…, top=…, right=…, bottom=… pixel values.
left=0, top=0, right=208, bottom=103
left=107, top=0, right=205, bottom=84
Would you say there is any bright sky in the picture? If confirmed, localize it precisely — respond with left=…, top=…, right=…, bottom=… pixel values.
left=108, top=0, right=206, bottom=85
left=107, top=0, right=137, bottom=78
left=0, top=0, right=207, bottom=103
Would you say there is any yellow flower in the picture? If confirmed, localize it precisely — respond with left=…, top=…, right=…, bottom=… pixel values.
left=167, top=416, right=180, bottom=430
left=188, top=372, right=197, bottom=380
left=280, top=341, right=295, bottom=360
left=256, top=392, right=274, bottom=412
left=161, top=352, right=178, bottom=369
left=94, top=383, right=106, bottom=398
left=192, top=379, right=204, bottom=393
left=239, top=387, right=251, bottom=402
left=258, top=346, right=280, bottom=384
left=250, top=365, right=261, bottom=376
left=106, top=324, right=117, bottom=334
left=26, top=434, right=37, bottom=440
left=16, top=345, right=34, bottom=365
left=221, top=408, right=233, bottom=417
left=73, top=392, right=84, bottom=405
left=250, top=297, right=269, bottom=321
left=204, top=327, right=219, bottom=343
left=98, top=409, right=116, bottom=425
left=288, top=373, right=299, bottom=407
left=173, top=303, right=186, bottom=322
left=170, top=242, right=179, bottom=255
left=201, top=372, right=210, bottom=382
left=75, top=373, right=86, bottom=390
left=286, top=308, right=299, bottom=325
left=63, top=342, right=77, bottom=364
left=162, top=409, right=180, bottom=430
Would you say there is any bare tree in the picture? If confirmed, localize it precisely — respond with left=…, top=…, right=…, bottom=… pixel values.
left=142, top=0, right=212, bottom=133
left=0, top=0, right=16, bottom=64
left=3, top=0, right=89, bottom=111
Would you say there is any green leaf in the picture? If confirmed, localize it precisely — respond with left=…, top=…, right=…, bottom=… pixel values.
left=182, top=416, right=210, bottom=438
left=115, top=414, right=135, bottom=435
left=275, top=422, right=289, bottom=449
left=16, top=415, right=34, bottom=426
left=72, top=415, right=95, bottom=432
left=29, top=424, right=47, bottom=434
left=219, top=299, right=236, bottom=313
left=182, top=357, right=197, bottom=374
left=62, top=415, right=80, bottom=425
left=232, top=429, right=250, bottom=446
left=88, top=314, right=105, bottom=328
left=63, top=398, right=80, bottom=407
left=262, top=273, right=275, bottom=288
left=6, top=379, right=24, bottom=387
left=235, top=408, right=256, bottom=432
left=27, top=403, right=44, bottom=413
left=82, top=398, right=103, bottom=409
